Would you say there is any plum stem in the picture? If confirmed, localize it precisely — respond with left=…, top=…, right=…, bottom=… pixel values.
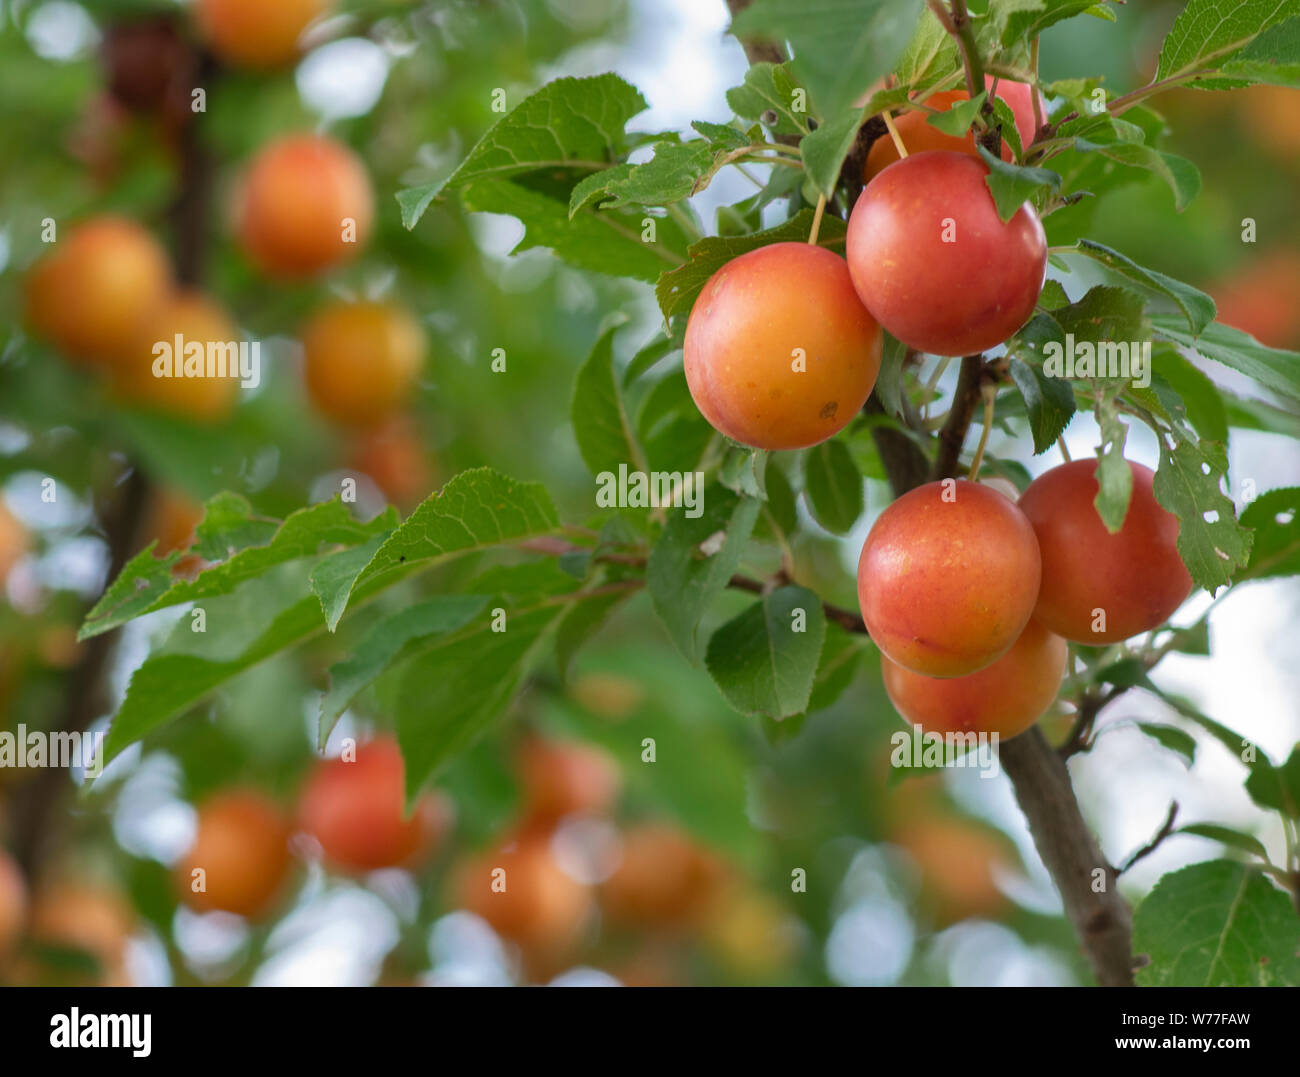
left=807, top=194, right=828, bottom=244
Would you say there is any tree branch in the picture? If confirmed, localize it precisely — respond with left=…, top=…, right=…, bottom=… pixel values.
left=932, top=354, right=985, bottom=480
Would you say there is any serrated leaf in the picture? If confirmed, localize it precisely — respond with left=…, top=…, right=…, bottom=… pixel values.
left=1052, top=284, right=1148, bottom=345
left=1151, top=316, right=1300, bottom=405
left=319, top=595, right=490, bottom=747
left=704, top=585, right=826, bottom=719
left=399, top=74, right=648, bottom=227
left=1153, top=437, right=1252, bottom=592
left=646, top=486, right=761, bottom=662
left=1153, top=347, right=1229, bottom=444
left=1156, top=0, right=1300, bottom=82
left=461, top=178, right=688, bottom=284
left=80, top=498, right=396, bottom=640
left=1219, top=17, right=1300, bottom=87
left=578, top=137, right=751, bottom=211
left=731, top=0, right=925, bottom=120
left=1238, top=486, right=1300, bottom=581
left=654, top=209, right=846, bottom=320
left=894, top=6, right=960, bottom=90
left=976, top=144, right=1061, bottom=221
left=803, top=440, right=864, bottom=533
left=725, top=62, right=811, bottom=136
left=571, top=321, right=645, bottom=478
left=1009, top=355, right=1076, bottom=453
left=1073, top=240, right=1216, bottom=335
left=1133, top=860, right=1300, bottom=986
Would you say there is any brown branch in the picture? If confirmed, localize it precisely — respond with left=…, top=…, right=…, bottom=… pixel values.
left=729, top=574, right=865, bottom=634
left=863, top=396, right=931, bottom=493
left=1119, top=801, right=1180, bottom=875
left=932, top=354, right=985, bottom=480
left=999, top=728, right=1136, bottom=985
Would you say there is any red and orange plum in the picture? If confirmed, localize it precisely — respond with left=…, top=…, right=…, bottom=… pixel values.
left=857, top=479, right=1042, bottom=677
left=1018, top=459, right=1193, bottom=643
left=684, top=242, right=882, bottom=450
left=846, top=151, right=1046, bottom=356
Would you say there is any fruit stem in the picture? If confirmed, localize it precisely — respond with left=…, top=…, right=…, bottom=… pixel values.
left=1057, top=435, right=1072, bottom=463
left=967, top=381, right=997, bottom=480
left=807, top=194, right=827, bottom=245
left=880, top=110, right=909, bottom=159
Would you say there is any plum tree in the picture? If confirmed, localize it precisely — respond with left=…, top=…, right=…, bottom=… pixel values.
left=683, top=242, right=882, bottom=450
left=846, top=151, right=1046, bottom=356
left=602, top=823, right=726, bottom=930
left=1018, top=459, right=1193, bottom=643
left=175, top=790, right=293, bottom=918
left=195, top=0, right=330, bottom=69
left=517, top=736, right=621, bottom=825
left=23, top=216, right=171, bottom=367
left=857, top=479, right=1041, bottom=677
left=0, top=850, right=26, bottom=958
left=113, top=291, right=241, bottom=423
left=301, top=301, right=426, bottom=427
left=235, top=134, right=373, bottom=277
left=881, top=616, right=1068, bottom=740
left=864, top=76, right=1046, bottom=180
left=453, top=831, right=593, bottom=964
left=298, top=737, right=453, bottom=873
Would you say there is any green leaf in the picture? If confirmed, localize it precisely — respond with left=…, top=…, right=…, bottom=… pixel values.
left=1008, top=354, right=1076, bottom=454
left=976, top=144, right=1061, bottom=221
left=330, top=469, right=560, bottom=622
left=1239, top=487, right=1300, bottom=581
left=1219, top=17, right=1300, bottom=87
left=801, top=105, right=865, bottom=197
left=1133, top=860, right=1300, bottom=986
left=731, top=0, right=925, bottom=120
left=872, top=332, right=909, bottom=420
left=1092, top=390, right=1132, bottom=533
left=894, top=6, right=960, bottom=90
left=310, top=529, right=395, bottom=632
left=1175, top=824, right=1270, bottom=861
left=988, top=0, right=1116, bottom=45
left=399, top=74, right=648, bottom=227
left=319, top=595, right=490, bottom=747
left=1151, top=316, right=1300, bottom=405
left=1072, top=138, right=1201, bottom=211
left=1052, top=284, right=1148, bottom=345
left=1153, top=438, right=1252, bottom=592
left=80, top=498, right=397, bottom=641
left=803, top=439, right=864, bottom=534
left=392, top=602, right=567, bottom=797
left=1243, top=747, right=1300, bottom=818
left=623, top=331, right=679, bottom=387
left=554, top=586, right=633, bottom=683
left=806, top=621, right=866, bottom=713
left=460, top=178, right=688, bottom=284
left=1073, top=240, right=1216, bottom=335
left=101, top=562, right=327, bottom=764
left=571, top=321, right=645, bottom=478
left=761, top=456, right=798, bottom=537
left=1153, top=347, right=1229, bottom=443
left=573, top=135, right=751, bottom=212
left=646, top=486, right=761, bottom=662
left=725, top=62, right=811, bottom=136
left=654, top=208, right=847, bottom=321
left=636, top=371, right=714, bottom=476
left=1155, top=0, right=1300, bottom=82
left=927, top=91, right=986, bottom=136
left=704, top=585, right=827, bottom=720
left=1135, top=722, right=1197, bottom=766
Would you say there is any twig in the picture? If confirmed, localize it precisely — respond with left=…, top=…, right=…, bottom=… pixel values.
left=968, top=382, right=997, bottom=480
left=881, top=110, right=909, bottom=158
left=807, top=194, right=827, bottom=245
left=1119, top=802, right=1180, bottom=875
left=932, top=355, right=985, bottom=480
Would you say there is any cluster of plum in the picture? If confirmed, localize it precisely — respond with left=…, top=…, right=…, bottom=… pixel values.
left=683, top=78, right=1192, bottom=741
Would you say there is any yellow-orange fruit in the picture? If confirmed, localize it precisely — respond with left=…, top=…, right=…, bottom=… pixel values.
left=235, top=134, right=373, bottom=277
left=602, top=824, right=727, bottom=929
left=195, top=0, right=330, bottom=69
left=857, top=479, right=1042, bottom=677
left=454, top=833, right=593, bottom=956
left=302, top=301, right=425, bottom=427
left=299, top=737, right=452, bottom=873
left=23, top=216, right=171, bottom=367
left=1208, top=250, right=1300, bottom=349
left=517, top=737, right=621, bottom=824
left=114, top=291, right=241, bottom=422
left=683, top=242, right=882, bottom=450
left=29, top=883, right=134, bottom=985
left=0, top=850, right=26, bottom=958
left=892, top=815, right=1012, bottom=925
left=1018, top=459, right=1193, bottom=644
left=0, top=501, right=30, bottom=584
left=698, top=886, right=799, bottom=979
left=882, top=617, right=1067, bottom=740
left=348, top=416, right=434, bottom=508
left=175, top=790, right=293, bottom=918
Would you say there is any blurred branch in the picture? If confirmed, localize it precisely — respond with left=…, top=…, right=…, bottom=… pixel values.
left=932, top=355, right=986, bottom=480
left=1118, top=801, right=1179, bottom=875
